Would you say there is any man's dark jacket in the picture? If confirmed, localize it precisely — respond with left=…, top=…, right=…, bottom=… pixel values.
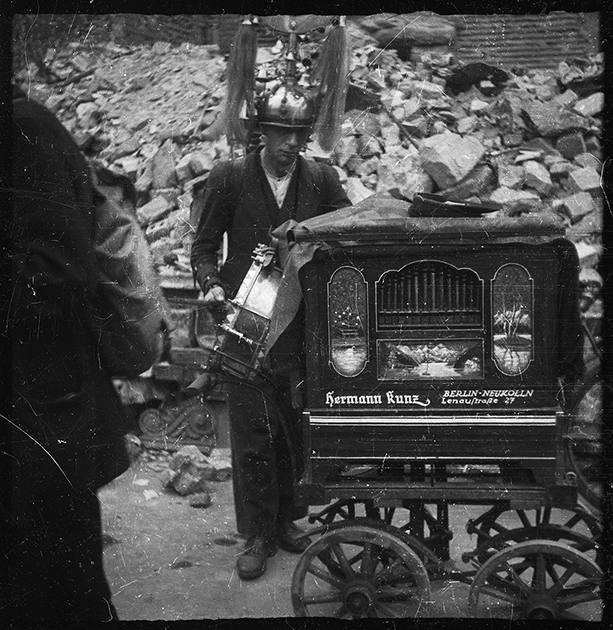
left=190, top=151, right=351, bottom=298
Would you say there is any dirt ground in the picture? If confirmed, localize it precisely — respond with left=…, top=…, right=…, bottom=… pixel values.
left=99, top=450, right=603, bottom=622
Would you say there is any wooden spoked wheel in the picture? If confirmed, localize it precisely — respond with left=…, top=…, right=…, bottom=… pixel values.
left=468, top=540, right=603, bottom=620
left=291, top=522, right=431, bottom=618
left=470, top=506, right=602, bottom=567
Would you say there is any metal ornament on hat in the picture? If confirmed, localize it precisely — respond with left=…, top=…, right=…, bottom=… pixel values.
left=224, top=14, right=349, bottom=153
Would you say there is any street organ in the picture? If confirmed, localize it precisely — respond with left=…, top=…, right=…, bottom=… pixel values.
left=196, top=195, right=603, bottom=619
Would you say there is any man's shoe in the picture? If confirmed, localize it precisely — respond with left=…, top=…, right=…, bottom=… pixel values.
left=236, top=536, right=276, bottom=580
left=278, top=522, right=311, bottom=554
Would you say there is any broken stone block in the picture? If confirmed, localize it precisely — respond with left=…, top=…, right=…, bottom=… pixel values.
left=45, top=93, right=65, bottom=113
left=151, top=139, right=178, bottom=189
left=546, top=157, right=573, bottom=180
left=501, top=131, right=525, bottom=147
left=189, top=492, right=212, bottom=508
left=346, top=177, right=374, bottom=206
left=469, top=99, right=489, bottom=114
left=380, top=123, right=401, bottom=148
left=334, top=134, right=360, bottom=168
left=111, top=137, right=139, bottom=161
left=566, top=167, right=601, bottom=195
left=409, top=80, right=448, bottom=100
left=553, top=89, right=579, bottom=107
left=376, top=152, right=432, bottom=199
left=521, top=101, right=589, bottom=137
left=130, top=115, right=152, bottom=132
left=356, top=134, right=382, bottom=158
left=114, top=155, right=141, bottom=181
left=573, top=152, right=602, bottom=173
left=175, top=153, right=194, bottom=182
left=497, top=163, right=525, bottom=189
left=431, top=120, right=451, bottom=135
left=391, top=106, right=406, bottom=121
left=76, top=101, right=101, bottom=128
left=489, top=186, right=540, bottom=207
left=137, top=195, right=173, bottom=226
left=177, top=190, right=193, bottom=213
left=148, top=238, right=173, bottom=268
left=456, top=116, right=477, bottom=134
left=167, top=206, right=191, bottom=233
left=523, top=160, right=554, bottom=195
left=145, top=216, right=173, bottom=244
left=522, top=137, right=560, bottom=157
left=155, top=188, right=180, bottom=205
left=534, top=84, right=557, bottom=101
left=420, top=132, right=485, bottom=189
left=189, top=152, right=215, bottom=176
left=514, top=150, right=543, bottom=164
left=585, top=135, right=601, bottom=157
left=135, top=166, right=153, bottom=195
left=574, top=241, right=601, bottom=268
left=560, top=192, right=597, bottom=224
left=403, top=96, right=422, bottom=119
left=439, top=164, right=496, bottom=200
left=579, top=267, right=603, bottom=291
left=398, top=171, right=434, bottom=199
left=347, top=110, right=381, bottom=136
left=556, top=132, right=587, bottom=160
left=401, top=116, right=429, bottom=138
left=573, top=92, right=604, bottom=117
left=208, top=449, right=232, bottom=481
left=346, top=155, right=379, bottom=178
left=184, top=174, right=210, bottom=195
left=160, top=444, right=214, bottom=496
left=171, top=470, right=210, bottom=496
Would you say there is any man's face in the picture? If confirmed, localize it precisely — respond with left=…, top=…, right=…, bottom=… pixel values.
left=262, top=125, right=311, bottom=171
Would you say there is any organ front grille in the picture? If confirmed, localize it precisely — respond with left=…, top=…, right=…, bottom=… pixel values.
left=376, top=261, right=482, bottom=328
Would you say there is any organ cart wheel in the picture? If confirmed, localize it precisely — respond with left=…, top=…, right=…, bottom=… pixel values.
left=465, top=505, right=603, bottom=567
left=566, top=365, right=603, bottom=515
left=468, top=540, right=603, bottom=620
left=309, top=498, right=452, bottom=566
left=291, top=521, right=431, bottom=618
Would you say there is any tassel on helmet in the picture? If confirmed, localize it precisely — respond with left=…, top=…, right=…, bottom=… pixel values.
left=313, top=17, right=349, bottom=152
left=225, top=16, right=258, bottom=145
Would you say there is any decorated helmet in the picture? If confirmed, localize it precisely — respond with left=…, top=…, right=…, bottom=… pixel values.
left=257, top=84, right=317, bottom=129
left=225, top=15, right=349, bottom=151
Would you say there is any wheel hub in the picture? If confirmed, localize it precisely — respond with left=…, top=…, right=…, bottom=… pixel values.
left=343, top=581, right=376, bottom=616
left=523, top=594, right=560, bottom=619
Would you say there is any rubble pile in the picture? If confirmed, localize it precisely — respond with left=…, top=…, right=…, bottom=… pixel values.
left=159, top=445, right=232, bottom=500
left=17, top=25, right=604, bottom=338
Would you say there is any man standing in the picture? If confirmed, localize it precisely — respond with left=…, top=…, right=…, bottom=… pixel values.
left=190, top=83, right=350, bottom=579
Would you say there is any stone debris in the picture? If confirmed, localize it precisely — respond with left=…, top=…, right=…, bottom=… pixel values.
left=419, top=132, right=485, bottom=189
left=159, top=445, right=232, bottom=496
left=14, top=19, right=603, bottom=359
left=189, top=492, right=213, bottom=508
